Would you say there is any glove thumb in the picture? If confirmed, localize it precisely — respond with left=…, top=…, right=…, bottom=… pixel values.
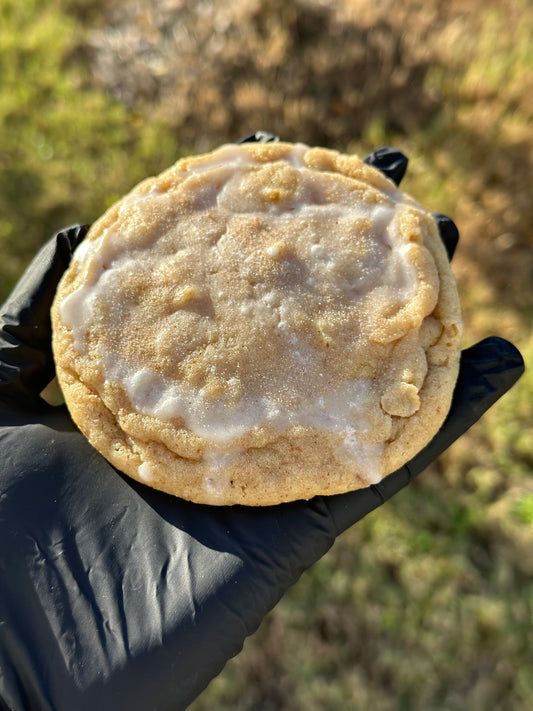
left=0, top=225, right=88, bottom=408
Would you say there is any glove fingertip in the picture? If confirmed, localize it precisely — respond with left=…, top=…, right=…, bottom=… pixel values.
left=362, top=147, right=408, bottom=186
left=433, top=214, right=459, bottom=260
left=57, top=223, right=90, bottom=252
left=237, top=131, right=280, bottom=144
left=461, top=336, right=525, bottom=395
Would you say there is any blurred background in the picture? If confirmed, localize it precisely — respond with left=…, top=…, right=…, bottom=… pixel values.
left=1, top=0, right=531, bottom=708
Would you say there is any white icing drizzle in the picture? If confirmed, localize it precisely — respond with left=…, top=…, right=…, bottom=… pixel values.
left=138, top=462, right=155, bottom=482
left=117, top=364, right=378, bottom=444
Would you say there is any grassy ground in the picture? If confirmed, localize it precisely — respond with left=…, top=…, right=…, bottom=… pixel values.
left=1, top=1, right=531, bottom=708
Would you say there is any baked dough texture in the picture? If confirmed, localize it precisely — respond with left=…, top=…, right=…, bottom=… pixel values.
left=51, top=142, right=462, bottom=505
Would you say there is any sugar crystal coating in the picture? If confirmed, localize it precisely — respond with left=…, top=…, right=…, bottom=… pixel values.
left=52, top=142, right=462, bottom=505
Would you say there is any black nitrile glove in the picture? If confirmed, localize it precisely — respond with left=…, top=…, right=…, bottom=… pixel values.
left=0, top=144, right=524, bottom=711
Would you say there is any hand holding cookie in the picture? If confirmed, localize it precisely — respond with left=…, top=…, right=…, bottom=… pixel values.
left=51, top=141, right=463, bottom=505
left=0, top=144, right=523, bottom=710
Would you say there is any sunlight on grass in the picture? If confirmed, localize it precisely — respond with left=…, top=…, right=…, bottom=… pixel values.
left=0, top=0, right=179, bottom=299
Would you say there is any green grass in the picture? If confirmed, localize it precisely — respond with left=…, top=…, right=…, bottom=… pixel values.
left=0, top=0, right=179, bottom=299
left=1, top=1, right=531, bottom=709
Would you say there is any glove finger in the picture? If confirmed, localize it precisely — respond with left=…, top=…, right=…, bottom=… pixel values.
left=434, top=213, right=460, bottom=260
left=326, top=336, right=524, bottom=535
left=0, top=224, right=89, bottom=408
left=237, top=131, right=280, bottom=144
left=362, top=147, right=408, bottom=186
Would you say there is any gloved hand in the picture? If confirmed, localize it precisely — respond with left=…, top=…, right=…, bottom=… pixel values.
left=0, top=141, right=524, bottom=711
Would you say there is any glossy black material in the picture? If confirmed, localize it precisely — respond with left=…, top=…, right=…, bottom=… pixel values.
left=237, top=131, right=280, bottom=144
left=434, top=213, right=460, bottom=260
left=362, top=146, right=409, bottom=186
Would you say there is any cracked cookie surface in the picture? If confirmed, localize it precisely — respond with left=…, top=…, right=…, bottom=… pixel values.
left=51, top=142, right=462, bottom=505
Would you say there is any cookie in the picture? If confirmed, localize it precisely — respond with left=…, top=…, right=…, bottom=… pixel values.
left=51, top=142, right=462, bottom=505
